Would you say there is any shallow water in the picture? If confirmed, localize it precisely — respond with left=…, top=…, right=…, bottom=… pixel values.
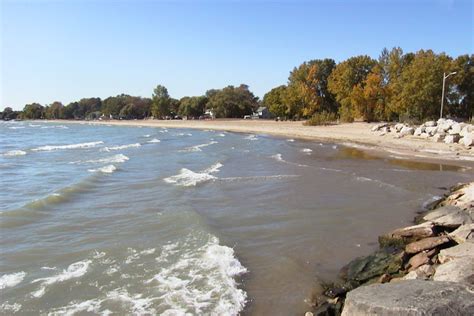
left=1, top=120, right=472, bottom=315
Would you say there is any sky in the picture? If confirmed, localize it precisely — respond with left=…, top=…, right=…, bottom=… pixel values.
left=1, top=0, right=473, bottom=110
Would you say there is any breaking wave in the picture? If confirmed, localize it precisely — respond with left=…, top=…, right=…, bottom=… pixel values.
left=2, top=150, right=27, bottom=157
left=88, top=165, right=117, bottom=174
left=101, top=143, right=141, bottom=152
left=301, top=148, right=313, bottom=153
left=180, top=141, right=218, bottom=152
left=71, top=154, right=129, bottom=164
left=0, top=271, right=26, bottom=289
left=164, top=162, right=223, bottom=187
left=244, top=134, right=258, bottom=141
left=147, top=138, right=161, bottom=143
left=32, top=141, right=104, bottom=152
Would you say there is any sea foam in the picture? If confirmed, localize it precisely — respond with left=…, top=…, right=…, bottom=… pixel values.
left=31, top=260, right=92, bottom=298
left=88, top=165, right=117, bottom=174
left=147, top=138, right=161, bottom=143
left=101, top=143, right=141, bottom=152
left=32, top=141, right=104, bottom=152
left=180, top=141, right=218, bottom=152
left=72, top=154, right=129, bottom=164
left=2, top=150, right=27, bottom=157
left=164, top=162, right=222, bottom=187
left=0, top=271, right=26, bottom=289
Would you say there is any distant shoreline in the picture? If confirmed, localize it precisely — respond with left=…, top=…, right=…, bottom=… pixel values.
left=48, top=119, right=474, bottom=167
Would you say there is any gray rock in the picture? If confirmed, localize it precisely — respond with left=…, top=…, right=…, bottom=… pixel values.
left=449, top=224, right=474, bottom=244
left=449, top=123, right=462, bottom=135
left=432, top=134, right=445, bottom=142
left=438, top=241, right=474, bottom=264
left=400, top=126, right=415, bottom=136
left=342, top=280, right=474, bottom=316
left=394, top=123, right=405, bottom=132
left=433, top=257, right=474, bottom=284
left=444, top=134, right=461, bottom=144
left=461, top=134, right=474, bottom=147
left=414, top=127, right=423, bottom=136
left=460, top=126, right=473, bottom=137
left=423, top=205, right=461, bottom=222
left=425, top=126, right=437, bottom=135
left=431, top=210, right=472, bottom=228
left=371, top=123, right=389, bottom=132
left=425, top=121, right=436, bottom=127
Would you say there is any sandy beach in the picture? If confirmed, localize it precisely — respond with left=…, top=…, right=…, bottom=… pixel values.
left=60, top=119, right=474, bottom=166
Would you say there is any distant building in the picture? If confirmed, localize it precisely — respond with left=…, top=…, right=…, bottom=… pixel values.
left=204, top=109, right=215, bottom=119
left=253, top=106, right=271, bottom=119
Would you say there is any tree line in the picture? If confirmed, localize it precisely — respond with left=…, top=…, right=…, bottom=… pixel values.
left=2, top=48, right=472, bottom=123
left=263, top=48, right=472, bottom=123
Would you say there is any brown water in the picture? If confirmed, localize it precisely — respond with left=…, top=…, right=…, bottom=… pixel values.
left=1, top=121, right=472, bottom=315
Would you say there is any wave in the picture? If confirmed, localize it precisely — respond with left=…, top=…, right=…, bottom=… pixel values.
left=0, top=271, right=26, bottom=289
left=147, top=138, right=161, bottom=143
left=287, top=139, right=295, bottom=142
left=0, top=302, right=22, bottom=313
left=32, top=141, right=104, bottom=152
left=8, top=126, right=25, bottom=129
left=301, top=148, right=313, bottom=153
left=72, top=154, right=129, bottom=164
left=354, top=175, right=398, bottom=189
left=164, top=162, right=222, bottom=187
left=180, top=141, right=218, bottom=152
left=143, top=134, right=151, bottom=138
left=2, top=150, right=27, bottom=157
left=271, top=153, right=309, bottom=167
left=101, top=143, right=141, bottom=152
left=88, top=165, right=117, bottom=174
left=40, top=125, right=69, bottom=129
left=220, top=175, right=300, bottom=182
left=31, top=260, right=92, bottom=298
left=244, top=134, right=258, bottom=141
left=148, top=234, right=247, bottom=315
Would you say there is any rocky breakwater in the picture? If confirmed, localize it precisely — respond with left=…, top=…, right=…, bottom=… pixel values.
left=371, top=119, right=474, bottom=147
left=306, top=182, right=474, bottom=316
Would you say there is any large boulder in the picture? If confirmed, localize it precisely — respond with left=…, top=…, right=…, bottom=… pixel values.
left=414, top=127, right=424, bottom=137
left=432, top=134, right=445, bottom=143
left=371, top=123, right=389, bottom=132
left=405, top=249, right=435, bottom=271
left=449, top=123, right=463, bottom=135
left=449, top=224, right=474, bottom=244
left=461, top=133, right=474, bottom=147
left=405, top=236, right=450, bottom=254
left=433, top=257, right=474, bottom=284
left=394, top=123, right=405, bottom=132
left=444, top=134, right=461, bottom=144
left=438, top=241, right=474, bottom=264
left=424, top=121, right=437, bottom=127
left=379, top=222, right=434, bottom=248
left=402, top=264, right=435, bottom=280
left=425, top=126, right=437, bottom=136
left=400, top=126, right=415, bottom=136
left=342, top=280, right=474, bottom=315
left=423, top=205, right=460, bottom=222
left=431, top=210, right=472, bottom=228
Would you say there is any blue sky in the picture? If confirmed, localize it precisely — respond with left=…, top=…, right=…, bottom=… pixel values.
left=1, top=0, right=472, bottom=110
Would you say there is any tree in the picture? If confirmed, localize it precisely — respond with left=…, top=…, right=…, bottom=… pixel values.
left=206, top=84, right=259, bottom=118
left=151, top=85, right=171, bottom=118
left=391, top=50, right=452, bottom=121
left=21, top=103, right=44, bottom=119
left=263, top=85, right=288, bottom=118
left=448, top=54, right=474, bottom=120
left=178, top=96, right=208, bottom=118
left=45, top=101, right=65, bottom=119
left=286, top=59, right=337, bottom=118
left=328, top=55, right=377, bottom=121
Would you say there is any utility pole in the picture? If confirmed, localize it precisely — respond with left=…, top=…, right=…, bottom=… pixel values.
left=440, top=71, right=457, bottom=119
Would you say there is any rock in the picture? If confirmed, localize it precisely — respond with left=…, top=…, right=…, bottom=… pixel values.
left=305, top=312, right=314, bottom=316
left=460, top=125, right=473, bottom=137
left=449, top=224, right=474, bottom=243
left=449, top=123, right=462, bottom=134
left=371, top=123, right=389, bottom=132
left=423, top=205, right=460, bottom=222
left=406, top=249, right=436, bottom=271
left=378, top=273, right=391, bottom=283
left=431, top=210, right=472, bottom=228
left=400, top=126, right=414, bottom=136
left=425, top=120, right=437, bottom=127
left=341, top=280, right=474, bottom=316
left=394, top=123, right=405, bottom=132
left=419, top=132, right=430, bottom=139
left=341, top=249, right=404, bottom=283
left=444, top=134, right=461, bottom=144
left=379, top=222, right=434, bottom=248
left=405, top=236, right=450, bottom=254
left=425, top=126, right=437, bottom=135
left=432, top=134, right=445, bottom=142
left=403, top=264, right=435, bottom=280
left=433, top=257, right=474, bottom=284
left=438, top=241, right=474, bottom=264
left=461, top=133, right=474, bottom=147
left=414, top=127, right=423, bottom=136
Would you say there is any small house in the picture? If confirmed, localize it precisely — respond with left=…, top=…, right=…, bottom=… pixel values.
left=254, top=107, right=271, bottom=119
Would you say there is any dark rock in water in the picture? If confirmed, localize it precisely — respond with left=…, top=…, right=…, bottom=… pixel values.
left=342, top=280, right=474, bottom=315
left=405, top=236, right=450, bottom=254
left=340, top=249, right=404, bottom=284
left=312, top=302, right=335, bottom=316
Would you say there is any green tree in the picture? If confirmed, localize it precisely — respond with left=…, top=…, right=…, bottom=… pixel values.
left=45, top=101, right=65, bottom=119
left=328, top=55, right=377, bottom=121
left=448, top=54, right=474, bottom=120
left=21, top=103, right=44, bottom=119
left=263, top=85, right=288, bottom=118
left=151, top=85, right=171, bottom=118
left=179, top=96, right=208, bottom=118
left=206, top=84, right=258, bottom=118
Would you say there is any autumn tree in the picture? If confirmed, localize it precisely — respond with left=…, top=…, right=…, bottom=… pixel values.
left=263, top=85, right=288, bottom=118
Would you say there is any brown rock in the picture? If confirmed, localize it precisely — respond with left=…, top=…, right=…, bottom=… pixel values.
left=379, top=222, right=434, bottom=247
left=378, top=273, right=391, bottom=283
left=405, top=236, right=450, bottom=254
left=406, top=252, right=430, bottom=271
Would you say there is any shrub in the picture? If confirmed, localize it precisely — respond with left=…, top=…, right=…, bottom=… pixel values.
left=304, top=111, right=339, bottom=126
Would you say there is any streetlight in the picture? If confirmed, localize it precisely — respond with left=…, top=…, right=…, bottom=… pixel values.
left=440, top=71, right=457, bottom=119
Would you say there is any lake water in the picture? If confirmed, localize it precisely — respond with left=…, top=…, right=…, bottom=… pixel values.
left=1, top=120, right=472, bottom=315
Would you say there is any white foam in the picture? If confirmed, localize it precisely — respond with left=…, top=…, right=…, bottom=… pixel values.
left=48, top=299, right=102, bottom=316
left=143, top=134, right=151, bottom=138
left=41, top=266, right=57, bottom=271
left=354, top=175, right=398, bottom=189
left=148, top=234, right=247, bottom=315
left=72, top=154, right=129, bottom=164
left=287, top=139, right=295, bottom=142
left=31, top=260, right=91, bottom=298
left=29, top=124, right=41, bottom=127
left=271, top=153, right=283, bottom=161
left=271, top=153, right=309, bottom=167
left=140, top=248, right=156, bottom=255
left=164, top=162, right=222, bottom=187
left=0, top=271, right=26, bottom=289
left=8, top=126, right=25, bottom=129
left=147, top=138, right=161, bottom=143
left=106, top=288, right=156, bottom=315
left=32, top=141, right=104, bottom=152
left=301, top=148, right=313, bottom=153
left=244, top=134, right=258, bottom=141
left=0, top=302, right=22, bottom=313
left=2, top=150, right=27, bottom=157
left=88, top=165, right=117, bottom=174
left=180, top=141, right=218, bottom=152
left=218, top=133, right=226, bottom=137
left=101, top=143, right=141, bottom=152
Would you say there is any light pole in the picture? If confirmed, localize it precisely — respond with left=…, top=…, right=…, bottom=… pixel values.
left=440, top=71, right=457, bottom=119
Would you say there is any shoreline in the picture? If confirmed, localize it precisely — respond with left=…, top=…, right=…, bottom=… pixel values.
left=51, top=119, right=474, bottom=168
